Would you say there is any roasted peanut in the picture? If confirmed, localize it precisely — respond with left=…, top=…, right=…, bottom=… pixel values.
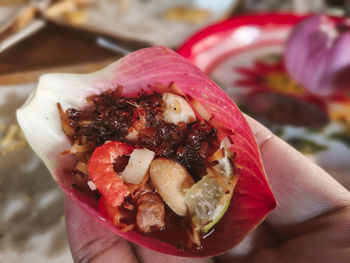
left=150, top=158, right=194, bottom=216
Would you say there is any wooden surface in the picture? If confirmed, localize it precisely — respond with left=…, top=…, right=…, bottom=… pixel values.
left=0, top=22, right=144, bottom=84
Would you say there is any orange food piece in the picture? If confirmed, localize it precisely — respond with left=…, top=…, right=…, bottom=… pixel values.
left=89, top=141, right=134, bottom=207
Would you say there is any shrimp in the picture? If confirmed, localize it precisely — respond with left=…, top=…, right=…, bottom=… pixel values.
left=88, top=141, right=134, bottom=207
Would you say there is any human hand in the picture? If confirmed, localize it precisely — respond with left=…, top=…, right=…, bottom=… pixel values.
left=65, top=116, right=350, bottom=263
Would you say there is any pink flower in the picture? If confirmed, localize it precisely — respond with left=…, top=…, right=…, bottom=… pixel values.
left=285, top=15, right=350, bottom=96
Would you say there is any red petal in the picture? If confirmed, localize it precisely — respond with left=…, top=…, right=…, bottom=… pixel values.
left=57, top=47, right=277, bottom=257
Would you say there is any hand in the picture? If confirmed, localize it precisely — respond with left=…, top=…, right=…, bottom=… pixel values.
left=65, top=116, right=350, bottom=263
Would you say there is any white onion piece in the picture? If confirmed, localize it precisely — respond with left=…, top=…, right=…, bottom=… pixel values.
left=121, top=148, right=155, bottom=184
left=285, top=15, right=350, bottom=96
left=162, top=92, right=195, bottom=124
left=87, top=180, right=97, bottom=191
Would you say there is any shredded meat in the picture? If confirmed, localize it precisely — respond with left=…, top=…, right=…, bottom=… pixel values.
left=134, top=185, right=165, bottom=233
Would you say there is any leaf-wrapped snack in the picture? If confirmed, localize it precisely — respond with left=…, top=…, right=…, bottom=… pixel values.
left=17, top=47, right=276, bottom=257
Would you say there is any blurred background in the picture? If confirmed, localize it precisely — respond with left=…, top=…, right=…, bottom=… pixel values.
left=1, top=0, right=349, bottom=262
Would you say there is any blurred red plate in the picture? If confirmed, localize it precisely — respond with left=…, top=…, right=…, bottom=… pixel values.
left=178, top=13, right=304, bottom=73
left=178, top=13, right=350, bottom=189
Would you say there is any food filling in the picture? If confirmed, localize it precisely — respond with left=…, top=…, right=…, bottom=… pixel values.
left=59, top=85, right=239, bottom=250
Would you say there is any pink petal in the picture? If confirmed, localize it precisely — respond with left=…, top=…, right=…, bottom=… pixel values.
left=54, top=47, right=276, bottom=257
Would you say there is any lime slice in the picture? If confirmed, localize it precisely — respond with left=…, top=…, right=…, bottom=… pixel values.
left=184, top=144, right=236, bottom=233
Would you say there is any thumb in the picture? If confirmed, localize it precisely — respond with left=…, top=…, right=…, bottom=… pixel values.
left=65, top=197, right=138, bottom=263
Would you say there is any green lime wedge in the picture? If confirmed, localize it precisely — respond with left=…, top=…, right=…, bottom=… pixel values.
left=184, top=144, right=236, bottom=233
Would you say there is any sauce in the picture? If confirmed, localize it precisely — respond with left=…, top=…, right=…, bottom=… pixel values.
left=147, top=206, right=217, bottom=254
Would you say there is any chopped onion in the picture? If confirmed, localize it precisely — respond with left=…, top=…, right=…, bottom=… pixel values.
left=87, top=180, right=97, bottom=191
left=121, top=148, right=155, bottom=184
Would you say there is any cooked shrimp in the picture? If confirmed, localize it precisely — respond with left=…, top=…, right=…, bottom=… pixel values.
left=88, top=141, right=134, bottom=207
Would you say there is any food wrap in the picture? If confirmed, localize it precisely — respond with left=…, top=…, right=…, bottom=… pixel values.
left=17, top=46, right=277, bottom=257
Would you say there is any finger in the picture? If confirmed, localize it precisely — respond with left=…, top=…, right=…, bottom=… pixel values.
left=216, top=222, right=279, bottom=263
left=248, top=206, right=350, bottom=263
left=65, top=197, right=139, bottom=263
left=245, top=115, right=350, bottom=236
left=216, top=222, right=280, bottom=263
left=135, top=246, right=215, bottom=263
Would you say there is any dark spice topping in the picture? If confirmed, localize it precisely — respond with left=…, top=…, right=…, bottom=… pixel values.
left=113, top=155, right=130, bottom=173
left=61, top=89, right=219, bottom=180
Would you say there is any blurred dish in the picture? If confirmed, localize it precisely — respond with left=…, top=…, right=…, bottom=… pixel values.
left=42, top=0, right=240, bottom=47
left=0, top=3, right=46, bottom=52
left=0, top=83, right=72, bottom=262
left=178, top=13, right=350, bottom=188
